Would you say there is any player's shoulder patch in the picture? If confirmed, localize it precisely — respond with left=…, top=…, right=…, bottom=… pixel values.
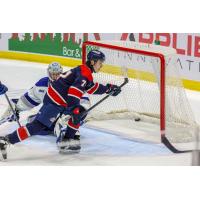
left=35, top=77, right=49, bottom=87
left=80, top=65, right=93, bottom=81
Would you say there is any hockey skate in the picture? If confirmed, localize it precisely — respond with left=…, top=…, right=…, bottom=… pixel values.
left=0, top=136, right=9, bottom=160
left=57, top=131, right=81, bottom=154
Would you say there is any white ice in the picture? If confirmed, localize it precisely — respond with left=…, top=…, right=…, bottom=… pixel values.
left=0, top=58, right=198, bottom=165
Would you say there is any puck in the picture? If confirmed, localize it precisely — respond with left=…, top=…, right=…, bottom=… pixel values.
left=135, top=117, right=141, bottom=122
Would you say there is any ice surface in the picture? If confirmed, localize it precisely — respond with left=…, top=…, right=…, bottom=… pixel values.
left=0, top=58, right=197, bottom=165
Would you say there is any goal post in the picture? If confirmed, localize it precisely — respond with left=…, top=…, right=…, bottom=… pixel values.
left=82, top=40, right=197, bottom=145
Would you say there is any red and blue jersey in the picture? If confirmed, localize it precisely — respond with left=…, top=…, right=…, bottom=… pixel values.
left=45, top=65, right=108, bottom=108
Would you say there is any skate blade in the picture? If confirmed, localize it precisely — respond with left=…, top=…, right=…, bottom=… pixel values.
left=59, top=148, right=80, bottom=154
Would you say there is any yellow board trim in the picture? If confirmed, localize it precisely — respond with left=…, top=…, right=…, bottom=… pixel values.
left=0, top=50, right=200, bottom=91
left=0, top=51, right=81, bottom=67
left=182, top=79, right=200, bottom=91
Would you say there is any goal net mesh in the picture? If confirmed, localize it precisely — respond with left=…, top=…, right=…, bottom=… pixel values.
left=83, top=41, right=197, bottom=143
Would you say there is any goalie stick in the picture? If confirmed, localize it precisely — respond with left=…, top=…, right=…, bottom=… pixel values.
left=4, top=93, right=21, bottom=127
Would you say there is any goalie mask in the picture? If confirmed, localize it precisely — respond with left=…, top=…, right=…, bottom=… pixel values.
left=47, top=62, right=63, bottom=81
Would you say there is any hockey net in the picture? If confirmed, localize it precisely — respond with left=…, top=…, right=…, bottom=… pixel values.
left=82, top=41, right=197, bottom=143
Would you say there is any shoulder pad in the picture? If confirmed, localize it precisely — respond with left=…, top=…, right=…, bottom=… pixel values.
left=80, top=65, right=93, bottom=81
left=35, top=77, right=49, bottom=87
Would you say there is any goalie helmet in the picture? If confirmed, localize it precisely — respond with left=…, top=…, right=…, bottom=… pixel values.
left=87, top=50, right=105, bottom=62
left=47, top=62, right=63, bottom=81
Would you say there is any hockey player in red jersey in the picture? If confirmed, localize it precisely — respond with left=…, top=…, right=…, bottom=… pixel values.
left=0, top=50, right=121, bottom=159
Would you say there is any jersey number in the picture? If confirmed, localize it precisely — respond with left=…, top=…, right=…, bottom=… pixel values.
left=81, top=80, right=87, bottom=87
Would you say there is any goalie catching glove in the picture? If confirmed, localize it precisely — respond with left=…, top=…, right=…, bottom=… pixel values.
left=0, top=82, right=8, bottom=95
left=106, top=84, right=121, bottom=96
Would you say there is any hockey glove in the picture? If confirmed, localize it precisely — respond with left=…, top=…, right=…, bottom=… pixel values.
left=71, top=107, right=82, bottom=126
left=8, top=108, right=20, bottom=122
left=106, top=84, right=121, bottom=96
left=0, top=82, right=8, bottom=95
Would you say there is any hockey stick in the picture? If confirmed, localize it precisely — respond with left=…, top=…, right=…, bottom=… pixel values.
left=4, top=93, right=21, bottom=127
left=161, top=135, right=192, bottom=153
left=80, top=78, right=129, bottom=119
left=58, top=78, right=129, bottom=127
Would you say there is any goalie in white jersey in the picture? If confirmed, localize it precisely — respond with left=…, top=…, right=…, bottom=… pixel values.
left=0, top=62, right=90, bottom=126
left=0, top=62, right=63, bottom=122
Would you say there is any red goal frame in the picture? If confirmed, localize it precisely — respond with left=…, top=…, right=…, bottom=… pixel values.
left=82, top=41, right=166, bottom=139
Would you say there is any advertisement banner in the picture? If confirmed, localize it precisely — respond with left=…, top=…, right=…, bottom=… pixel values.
left=6, top=33, right=123, bottom=59
left=132, top=33, right=200, bottom=81
left=0, top=33, right=200, bottom=83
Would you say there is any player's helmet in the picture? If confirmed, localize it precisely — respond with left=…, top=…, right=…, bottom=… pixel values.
left=87, top=50, right=105, bottom=62
left=47, top=62, right=63, bottom=81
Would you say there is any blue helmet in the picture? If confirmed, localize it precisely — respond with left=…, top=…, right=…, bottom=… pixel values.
left=87, top=50, right=105, bottom=62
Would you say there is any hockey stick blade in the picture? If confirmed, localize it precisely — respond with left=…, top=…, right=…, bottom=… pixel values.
left=161, top=136, right=192, bottom=153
